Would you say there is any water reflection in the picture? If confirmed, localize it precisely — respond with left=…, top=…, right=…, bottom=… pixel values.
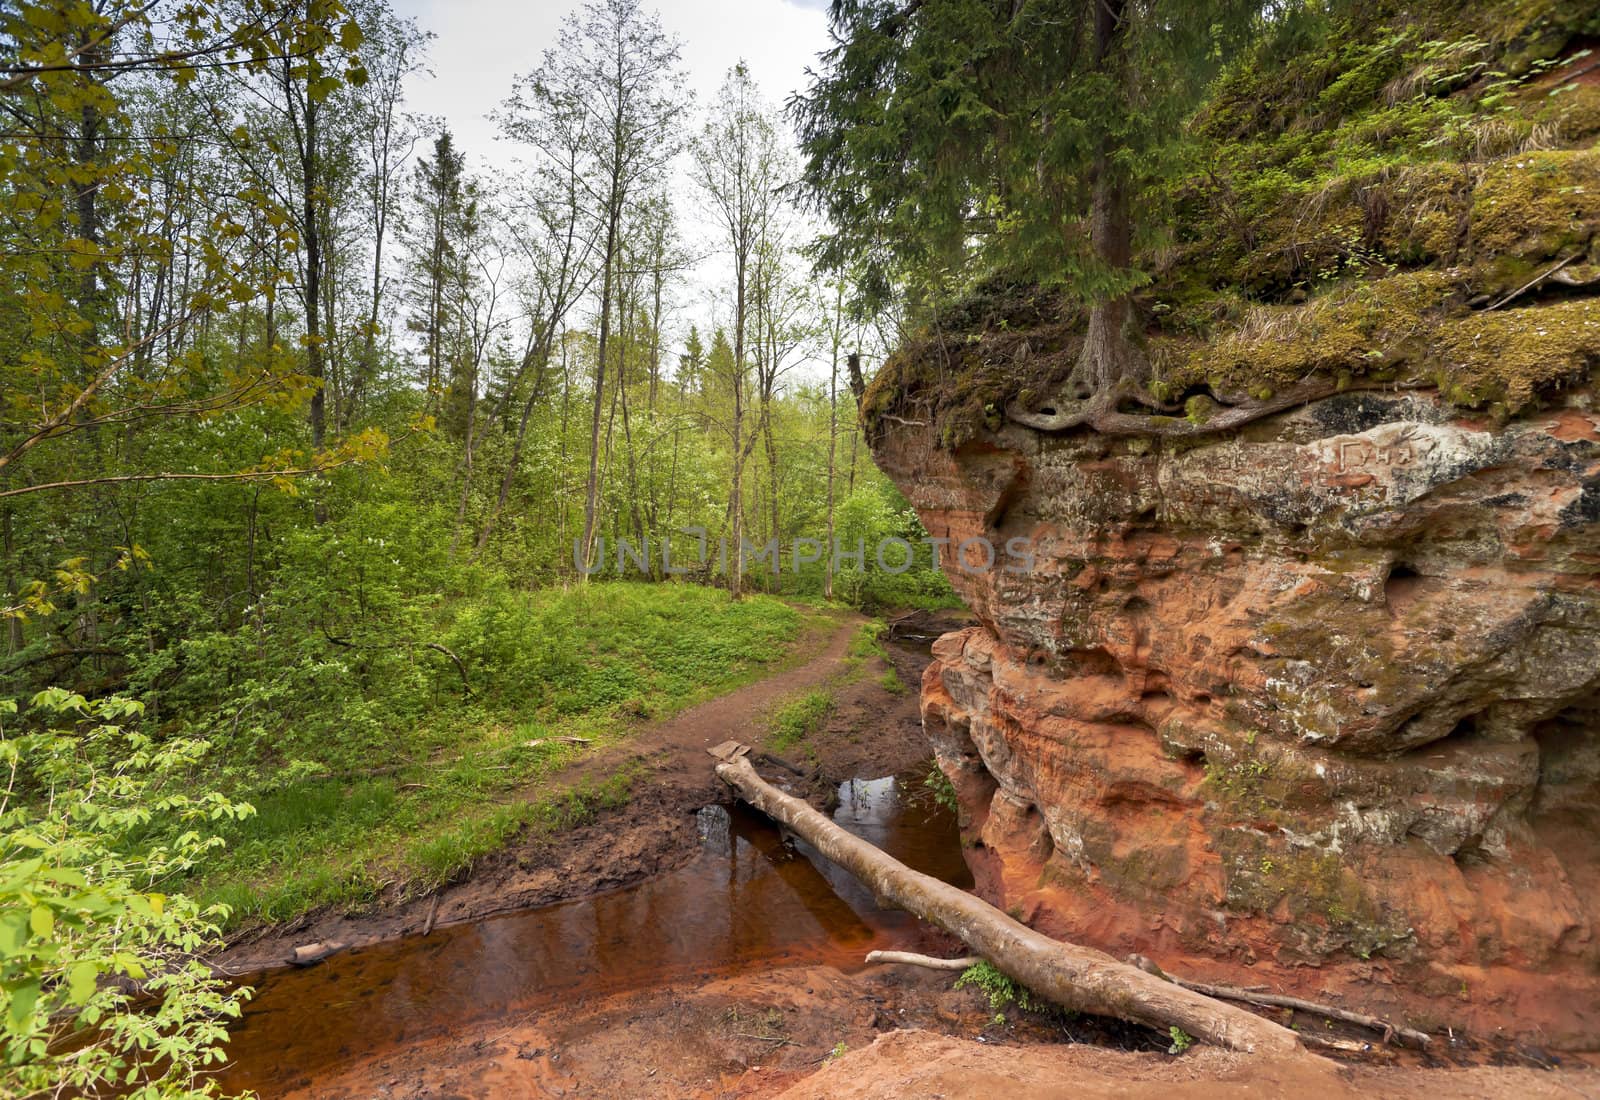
left=216, top=768, right=971, bottom=1096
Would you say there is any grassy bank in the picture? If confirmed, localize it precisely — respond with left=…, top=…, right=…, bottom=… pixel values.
left=188, top=583, right=829, bottom=927
left=762, top=620, right=899, bottom=758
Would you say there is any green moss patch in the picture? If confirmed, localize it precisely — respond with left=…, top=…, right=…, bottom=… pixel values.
left=1469, top=147, right=1600, bottom=279
left=1434, top=295, right=1600, bottom=407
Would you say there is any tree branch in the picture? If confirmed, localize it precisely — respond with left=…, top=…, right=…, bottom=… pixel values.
left=0, top=461, right=358, bottom=501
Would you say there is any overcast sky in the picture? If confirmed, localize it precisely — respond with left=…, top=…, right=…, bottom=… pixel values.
left=389, top=0, right=832, bottom=171
left=386, top=0, right=839, bottom=376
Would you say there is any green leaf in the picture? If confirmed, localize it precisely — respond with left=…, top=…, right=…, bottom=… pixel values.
left=28, top=905, right=52, bottom=940
left=66, top=960, right=98, bottom=1006
left=0, top=857, right=43, bottom=891
left=0, top=910, right=28, bottom=955
left=36, top=868, right=85, bottom=889
left=6, top=979, right=39, bottom=1033
left=307, top=74, right=341, bottom=102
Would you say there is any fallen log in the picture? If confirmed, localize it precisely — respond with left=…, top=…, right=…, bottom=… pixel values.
left=288, top=940, right=345, bottom=967
left=869, top=950, right=1408, bottom=1052
left=712, top=750, right=1306, bottom=1055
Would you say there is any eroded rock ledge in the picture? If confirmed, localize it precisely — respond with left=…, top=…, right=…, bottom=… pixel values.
left=877, top=389, right=1600, bottom=1048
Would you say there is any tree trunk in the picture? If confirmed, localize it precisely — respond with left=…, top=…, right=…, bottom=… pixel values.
left=762, top=408, right=779, bottom=591
left=728, top=249, right=748, bottom=600
left=302, top=99, right=326, bottom=454
left=73, top=48, right=103, bottom=355
left=845, top=351, right=865, bottom=404
left=617, top=305, right=647, bottom=562
left=824, top=287, right=841, bottom=601
left=426, top=212, right=445, bottom=409
left=1076, top=171, right=1143, bottom=393
left=448, top=357, right=479, bottom=555
left=1074, top=0, right=1144, bottom=396
left=649, top=259, right=664, bottom=411
left=580, top=183, right=621, bottom=577
left=477, top=348, right=550, bottom=553
left=714, top=753, right=1307, bottom=1057
left=359, top=175, right=386, bottom=429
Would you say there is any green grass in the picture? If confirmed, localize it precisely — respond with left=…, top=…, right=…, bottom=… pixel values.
left=769, top=690, right=834, bottom=752
left=184, top=583, right=829, bottom=928
left=847, top=620, right=888, bottom=659
left=843, top=619, right=909, bottom=699
left=843, top=620, right=890, bottom=682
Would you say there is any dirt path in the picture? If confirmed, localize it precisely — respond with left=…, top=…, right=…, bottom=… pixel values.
left=217, top=609, right=928, bottom=974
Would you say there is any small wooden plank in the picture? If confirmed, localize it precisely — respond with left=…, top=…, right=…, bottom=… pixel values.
left=707, top=740, right=751, bottom=763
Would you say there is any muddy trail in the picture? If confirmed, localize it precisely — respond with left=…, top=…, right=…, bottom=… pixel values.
left=207, top=609, right=1007, bottom=1090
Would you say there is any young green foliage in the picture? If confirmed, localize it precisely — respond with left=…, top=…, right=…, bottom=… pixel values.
left=0, top=690, right=253, bottom=1098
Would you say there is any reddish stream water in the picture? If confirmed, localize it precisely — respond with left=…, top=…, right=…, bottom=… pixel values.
left=214, top=769, right=971, bottom=1096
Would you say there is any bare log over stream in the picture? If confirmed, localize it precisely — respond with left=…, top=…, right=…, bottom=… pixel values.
left=712, top=750, right=1307, bottom=1056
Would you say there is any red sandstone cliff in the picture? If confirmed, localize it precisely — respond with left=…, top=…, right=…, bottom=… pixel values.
left=875, top=389, right=1600, bottom=1048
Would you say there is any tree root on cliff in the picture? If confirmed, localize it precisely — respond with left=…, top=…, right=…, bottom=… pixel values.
left=1004, top=376, right=1353, bottom=437
left=711, top=747, right=1308, bottom=1056
left=1129, top=954, right=1433, bottom=1050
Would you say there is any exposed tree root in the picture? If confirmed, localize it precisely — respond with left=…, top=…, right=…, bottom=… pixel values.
left=1005, top=377, right=1351, bottom=436
left=1129, top=955, right=1433, bottom=1049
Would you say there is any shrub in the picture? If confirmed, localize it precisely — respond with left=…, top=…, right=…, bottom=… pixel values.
left=1, top=690, right=254, bottom=1098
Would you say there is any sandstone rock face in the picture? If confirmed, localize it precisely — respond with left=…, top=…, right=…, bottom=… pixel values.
left=876, top=391, right=1600, bottom=1047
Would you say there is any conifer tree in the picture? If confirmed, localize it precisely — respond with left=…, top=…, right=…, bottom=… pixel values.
left=792, top=0, right=1257, bottom=424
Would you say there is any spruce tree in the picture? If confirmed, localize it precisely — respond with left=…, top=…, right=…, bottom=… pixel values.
left=792, top=0, right=1258, bottom=423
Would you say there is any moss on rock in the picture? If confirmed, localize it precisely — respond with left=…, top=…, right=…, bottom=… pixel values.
left=1536, top=79, right=1600, bottom=141
left=863, top=304, right=1084, bottom=449
left=1183, top=271, right=1459, bottom=395
left=1469, top=147, right=1600, bottom=288
left=1435, top=296, right=1600, bottom=407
